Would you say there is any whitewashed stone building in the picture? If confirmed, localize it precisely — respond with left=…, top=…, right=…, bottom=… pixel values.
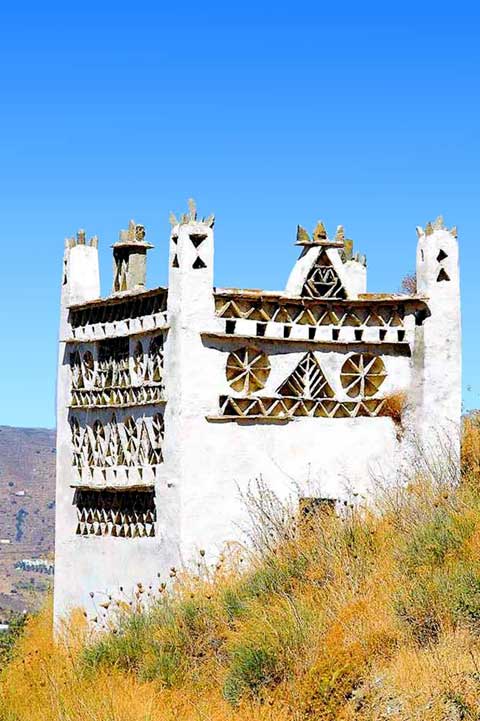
left=54, top=204, right=461, bottom=620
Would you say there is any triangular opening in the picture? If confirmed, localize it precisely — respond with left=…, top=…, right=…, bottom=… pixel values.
left=190, top=233, right=207, bottom=248
left=172, top=254, right=179, bottom=268
left=302, top=251, right=346, bottom=299
left=277, top=352, right=334, bottom=399
left=437, top=249, right=448, bottom=262
left=437, top=268, right=450, bottom=282
left=192, top=256, right=207, bottom=269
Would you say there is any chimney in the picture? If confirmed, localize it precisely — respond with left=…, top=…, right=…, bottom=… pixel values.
left=112, top=220, right=153, bottom=293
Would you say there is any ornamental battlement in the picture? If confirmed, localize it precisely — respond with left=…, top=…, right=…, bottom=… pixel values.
left=54, top=201, right=461, bottom=622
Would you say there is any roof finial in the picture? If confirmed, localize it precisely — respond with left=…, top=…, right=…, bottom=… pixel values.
left=296, top=225, right=311, bottom=243
left=334, top=225, right=345, bottom=242
left=127, top=219, right=136, bottom=242
left=312, top=220, right=327, bottom=242
left=188, top=198, right=197, bottom=222
left=173, top=200, right=214, bottom=226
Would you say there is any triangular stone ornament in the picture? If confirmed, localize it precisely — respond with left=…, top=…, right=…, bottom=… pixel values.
left=277, top=352, right=334, bottom=399
left=192, top=256, right=207, bottom=269
left=302, top=251, right=346, bottom=299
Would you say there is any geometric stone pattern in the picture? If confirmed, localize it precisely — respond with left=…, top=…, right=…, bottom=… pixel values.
left=74, top=488, right=156, bottom=537
left=218, top=394, right=386, bottom=419
left=69, top=333, right=164, bottom=409
left=70, top=413, right=164, bottom=469
left=226, top=347, right=271, bottom=393
left=277, top=352, right=334, bottom=399
left=340, top=353, right=387, bottom=398
left=69, top=288, right=167, bottom=329
left=219, top=350, right=387, bottom=420
left=302, top=252, right=347, bottom=299
left=71, top=385, right=164, bottom=409
left=215, top=294, right=407, bottom=328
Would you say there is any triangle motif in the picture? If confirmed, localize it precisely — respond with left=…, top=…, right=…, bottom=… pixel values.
left=277, top=352, right=334, bottom=399
left=302, top=251, right=346, bottom=299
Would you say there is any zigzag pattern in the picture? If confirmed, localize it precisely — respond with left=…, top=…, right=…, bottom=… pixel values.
left=219, top=395, right=385, bottom=419
left=74, top=489, right=156, bottom=537
left=70, top=413, right=164, bottom=469
left=215, top=295, right=406, bottom=328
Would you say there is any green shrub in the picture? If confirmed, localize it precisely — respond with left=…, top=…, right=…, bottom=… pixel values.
left=401, top=508, right=475, bottom=572
left=223, top=645, right=278, bottom=704
left=83, top=610, right=152, bottom=672
left=221, top=587, right=248, bottom=622
left=394, top=575, right=443, bottom=644
left=446, top=564, right=480, bottom=627
left=241, top=553, right=308, bottom=598
left=223, top=596, right=311, bottom=704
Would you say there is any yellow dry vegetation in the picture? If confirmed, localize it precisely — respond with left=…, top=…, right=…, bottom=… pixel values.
left=1, top=417, right=480, bottom=721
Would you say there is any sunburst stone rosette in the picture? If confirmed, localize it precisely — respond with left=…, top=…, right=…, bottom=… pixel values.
left=340, top=353, right=386, bottom=398
left=226, top=347, right=271, bottom=394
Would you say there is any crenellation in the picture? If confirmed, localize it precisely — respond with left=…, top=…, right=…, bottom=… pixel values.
left=54, top=205, right=462, bottom=625
left=169, top=198, right=215, bottom=228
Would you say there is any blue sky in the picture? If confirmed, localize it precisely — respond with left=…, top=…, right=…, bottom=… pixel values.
left=0, top=1, right=478, bottom=427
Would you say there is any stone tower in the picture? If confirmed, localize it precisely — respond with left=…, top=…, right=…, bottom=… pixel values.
left=413, top=216, right=461, bottom=453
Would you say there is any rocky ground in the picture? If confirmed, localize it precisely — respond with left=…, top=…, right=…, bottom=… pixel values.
left=0, top=426, right=55, bottom=617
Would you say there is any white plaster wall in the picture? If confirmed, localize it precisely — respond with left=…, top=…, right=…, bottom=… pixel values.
left=168, top=329, right=409, bottom=561
left=285, top=246, right=319, bottom=295
left=412, top=225, right=461, bottom=452
left=178, top=413, right=400, bottom=561
left=55, top=245, right=180, bottom=623
left=342, top=259, right=367, bottom=297
left=67, top=245, right=101, bottom=306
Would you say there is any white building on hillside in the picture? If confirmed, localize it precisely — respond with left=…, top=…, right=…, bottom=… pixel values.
left=54, top=203, right=461, bottom=621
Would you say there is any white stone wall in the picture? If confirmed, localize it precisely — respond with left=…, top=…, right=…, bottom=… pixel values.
left=412, top=219, right=461, bottom=456
left=54, top=241, right=178, bottom=622
left=54, top=214, right=462, bottom=623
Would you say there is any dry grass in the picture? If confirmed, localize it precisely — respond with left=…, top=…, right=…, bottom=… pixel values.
left=379, top=391, right=406, bottom=427
left=1, top=420, right=480, bottom=721
left=462, top=411, right=480, bottom=477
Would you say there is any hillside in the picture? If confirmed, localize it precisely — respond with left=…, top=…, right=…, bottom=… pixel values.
left=0, top=426, right=55, bottom=616
left=0, top=416, right=479, bottom=721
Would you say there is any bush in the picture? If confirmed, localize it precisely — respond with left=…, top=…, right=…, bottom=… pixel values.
left=0, top=614, right=27, bottom=671
left=401, top=506, right=475, bottom=572
left=223, top=597, right=311, bottom=704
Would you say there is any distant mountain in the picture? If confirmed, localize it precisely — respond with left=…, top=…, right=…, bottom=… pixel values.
left=0, top=426, right=56, bottom=616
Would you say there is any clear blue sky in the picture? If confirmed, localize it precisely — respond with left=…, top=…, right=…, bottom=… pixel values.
left=0, top=1, right=478, bottom=428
